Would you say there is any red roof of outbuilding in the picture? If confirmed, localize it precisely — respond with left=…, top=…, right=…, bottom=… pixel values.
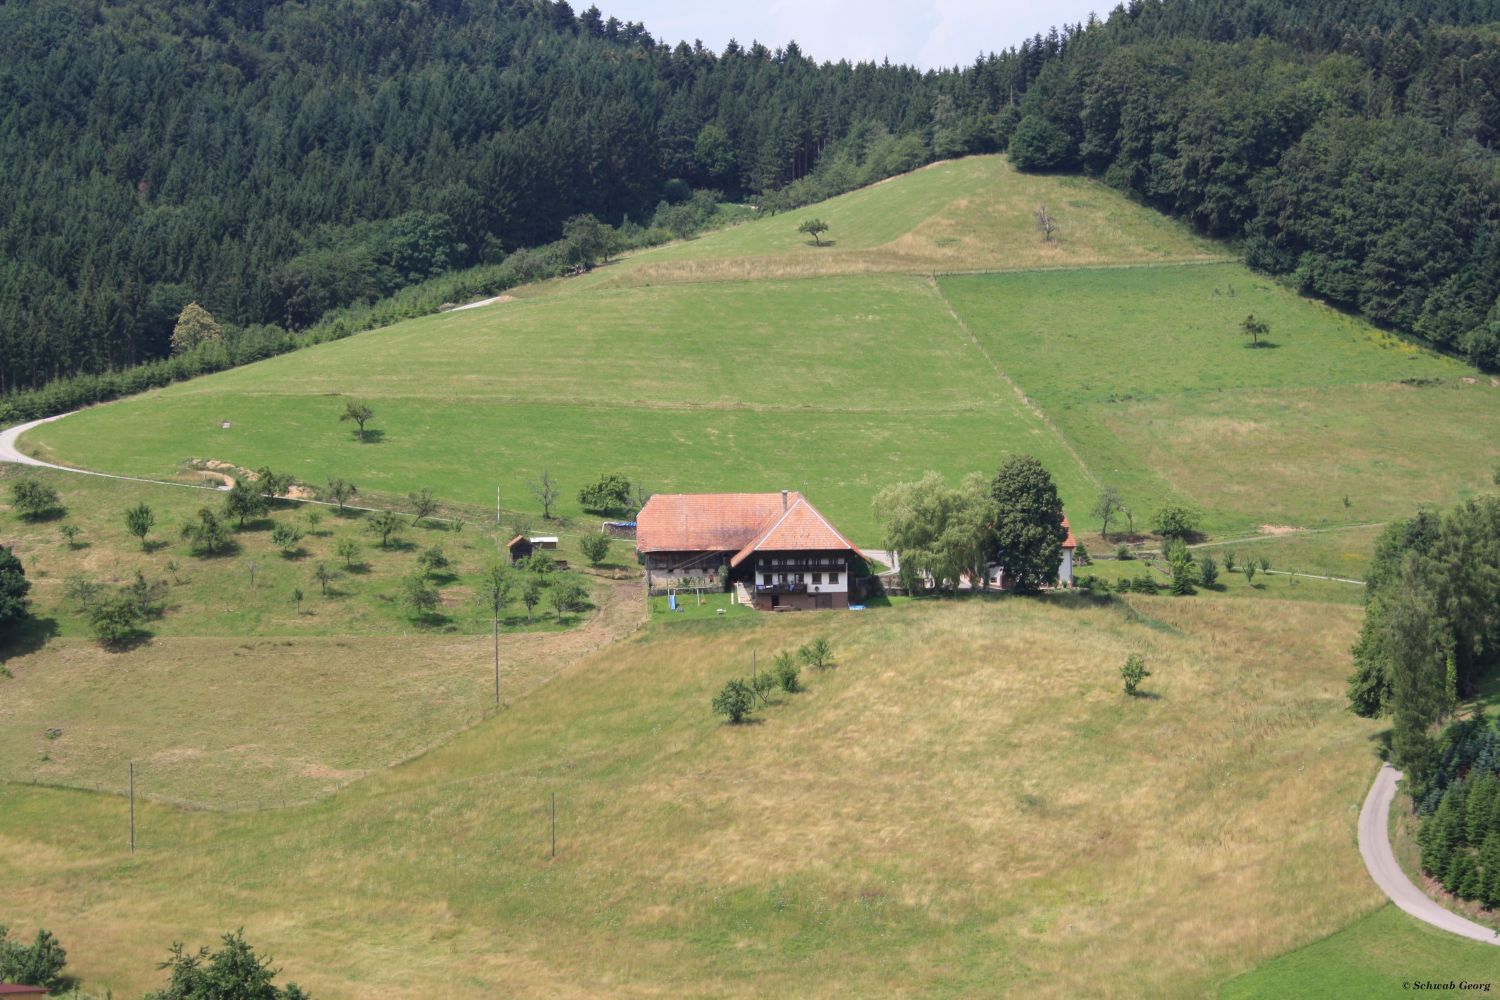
left=0, top=985, right=50, bottom=996
left=1061, top=514, right=1077, bottom=549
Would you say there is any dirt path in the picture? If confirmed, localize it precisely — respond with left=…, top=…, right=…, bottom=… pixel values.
left=1359, top=763, right=1500, bottom=944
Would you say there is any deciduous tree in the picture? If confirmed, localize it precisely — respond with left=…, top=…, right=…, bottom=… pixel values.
left=125, top=503, right=156, bottom=549
left=989, top=455, right=1067, bottom=593
left=797, top=218, right=830, bottom=246
left=340, top=399, right=375, bottom=441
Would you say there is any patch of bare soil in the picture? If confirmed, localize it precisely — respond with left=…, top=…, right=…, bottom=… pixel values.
left=1258, top=524, right=1298, bottom=536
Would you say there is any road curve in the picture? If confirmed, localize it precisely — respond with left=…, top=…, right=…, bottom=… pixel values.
left=1359, top=762, right=1500, bottom=944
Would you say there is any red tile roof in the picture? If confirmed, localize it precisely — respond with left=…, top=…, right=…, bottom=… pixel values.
left=0, top=986, right=49, bottom=996
left=1061, top=514, right=1077, bottom=549
left=636, top=492, right=863, bottom=564
left=729, top=497, right=867, bottom=567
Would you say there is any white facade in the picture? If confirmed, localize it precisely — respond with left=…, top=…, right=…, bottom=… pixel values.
left=755, top=554, right=850, bottom=594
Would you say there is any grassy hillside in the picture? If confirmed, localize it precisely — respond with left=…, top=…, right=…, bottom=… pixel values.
left=0, top=467, right=640, bottom=806
left=24, top=156, right=1498, bottom=549
left=2, top=595, right=1390, bottom=998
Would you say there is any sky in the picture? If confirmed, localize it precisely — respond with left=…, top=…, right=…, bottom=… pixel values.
left=601, top=0, right=1111, bottom=70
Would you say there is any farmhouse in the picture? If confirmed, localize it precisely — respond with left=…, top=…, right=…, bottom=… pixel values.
left=637, top=490, right=866, bottom=610
left=506, top=534, right=558, bottom=563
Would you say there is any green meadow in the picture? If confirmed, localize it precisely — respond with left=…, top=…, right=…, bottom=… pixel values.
left=6, top=153, right=1500, bottom=995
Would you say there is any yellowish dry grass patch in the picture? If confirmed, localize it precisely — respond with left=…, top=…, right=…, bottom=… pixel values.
left=2, top=595, right=1385, bottom=998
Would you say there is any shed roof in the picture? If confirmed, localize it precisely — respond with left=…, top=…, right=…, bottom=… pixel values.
left=0, top=986, right=50, bottom=996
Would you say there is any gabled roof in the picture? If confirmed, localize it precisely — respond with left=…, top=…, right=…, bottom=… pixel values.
left=729, top=497, right=866, bottom=567
left=636, top=492, right=805, bottom=553
left=1061, top=514, right=1077, bottom=550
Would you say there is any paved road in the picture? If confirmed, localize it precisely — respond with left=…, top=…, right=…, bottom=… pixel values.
left=1359, top=762, right=1500, bottom=944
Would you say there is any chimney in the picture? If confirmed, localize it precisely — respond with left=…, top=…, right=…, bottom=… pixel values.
left=781, top=489, right=789, bottom=510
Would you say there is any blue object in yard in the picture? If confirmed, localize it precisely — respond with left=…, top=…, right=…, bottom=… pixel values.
left=848, top=605, right=866, bottom=611
left=669, top=593, right=678, bottom=611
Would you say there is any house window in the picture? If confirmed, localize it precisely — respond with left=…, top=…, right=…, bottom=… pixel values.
left=811, top=572, right=822, bottom=584
left=763, top=573, right=773, bottom=585
left=777, top=574, right=786, bottom=584
left=829, top=572, right=840, bottom=584
left=796, top=573, right=805, bottom=583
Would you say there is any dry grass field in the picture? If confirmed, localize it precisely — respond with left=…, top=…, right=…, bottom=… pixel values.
left=1, top=595, right=1391, bottom=998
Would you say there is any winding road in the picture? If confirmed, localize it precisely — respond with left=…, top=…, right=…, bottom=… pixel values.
left=1359, top=762, right=1500, bottom=944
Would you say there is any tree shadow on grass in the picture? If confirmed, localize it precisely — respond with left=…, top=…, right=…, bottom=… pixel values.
left=0, top=615, right=60, bottom=658
left=141, top=538, right=172, bottom=555
left=1126, top=689, right=1163, bottom=701
left=356, top=429, right=386, bottom=444
left=20, top=507, right=68, bottom=524
left=342, top=561, right=372, bottom=575
left=100, top=632, right=153, bottom=653
left=1244, top=340, right=1280, bottom=349
left=803, top=239, right=837, bottom=248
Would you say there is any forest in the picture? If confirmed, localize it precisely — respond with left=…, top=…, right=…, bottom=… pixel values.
left=6, top=0, right=1500, bottom=401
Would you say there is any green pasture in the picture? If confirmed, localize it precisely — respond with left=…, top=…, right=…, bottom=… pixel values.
left=26, top=274, right=1095, bottom=542
left=1220, top=905, right=1500, bottom=999
left=575, top=155, right=1223, bottom=290
left=939, top=263, right=1498, bottom=534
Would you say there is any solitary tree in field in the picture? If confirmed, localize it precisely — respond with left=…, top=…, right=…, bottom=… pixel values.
left=124, top=503, right=156, bottom=549
left=313, top=562, right=333, bottom=595
left=580, top=532, right=611, bottom=566
left=530, top=470, right=559, bottom=520
left=170, top=302, right=223, bottom=355
left=1120, top=654, right=1151, bottom=696
left=10, top=479, right=61, bottom=520
left=1091, top=486, right=1128, bottom=540
left=798, top=637, right=833, bottom=670
left=798, top=218, right=830, bottom=246
left=334, top=536, right=361, bottom=569
left=1243, top=561, right=1257, bottom=586
left=59, top=524, right=82, bottom=548
left=712, top=678, right=755, bottom=724
left=340, top=399, right=375, bottom=441
left=223, top=479, right=269, bottom=528
left=326, top=477, right=357, bottom=513
left=401, top=574, right=440, bottom=621
left=521, top=577, right=543, bottom=621
left=1240, top=313, right=1270, bottom=347
left=1034, top=203, right=1058, bottom=241
left=181, top=508, right=231, bottom=555
left=271, top=522, right=303, bottom=555
left=474, top=564, right=515, bottom=706
left=408, top=487, right=440, bottom=526
left=368, top=509, right=405, bottom=548
left=291, top=587, right=305, bottom=616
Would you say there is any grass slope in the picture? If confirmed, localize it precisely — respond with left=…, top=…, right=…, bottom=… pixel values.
left=2, top=595, right=1383, bottom=999
left=938, top=263, right=1499, bottom=535
left=1219, top=905, right=1500, bottom=999
left=27, top=273, right=1095, bottom=540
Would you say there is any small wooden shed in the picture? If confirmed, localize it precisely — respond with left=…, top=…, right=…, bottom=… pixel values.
left=507, top=535, right=559, bottom=564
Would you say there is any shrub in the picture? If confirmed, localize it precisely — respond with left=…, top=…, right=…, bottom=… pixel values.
left=798, top=636, right=833, bottom=670
left=551, top=576, right=589, bottom=614
left=712, top=678, right=755, bottom=724
left=1166, top=539, right=1199, bottom=596
left=1131, top=573, right=1161, bottom=595
left=1116, top=543, right=1132, bottom=561
left=10, top=479, right=60, bottom=520
left=579, top=532, right=611, bottom=566
left=1223, top=551, right=1237, bottom=572
left=1152, top=504, right=1200, bottom=541
left=416, top=545, right=450, bottom=577
left=0, top=925, right=67, bottom=991
left=400, top=574, right=440, bottom=621
left=577, top=473, right=631, bottom=514
left=271, top=522, right=303, bottom=554
left=1199, top=555, right=1220, bottom=587
left=1121, top=654, right=1151, bottom=696
left=88, top=589, right=144, bottom=644
left=1116, top=576, right=1132, bottom=593
left=525, top=551, right=556, bottom=576
left=223, top=479, right=269, bottom=527
left=751, top=668, right=777, bottom=706
left=773, top=652, right=801, bottom=693
left=0, top=546, right=30, bottom=628
left=181, top=508, right=232, bottom=555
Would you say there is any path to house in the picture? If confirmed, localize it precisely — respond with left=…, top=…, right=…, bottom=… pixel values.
left=1359, top=762, right=1500, bottom=945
